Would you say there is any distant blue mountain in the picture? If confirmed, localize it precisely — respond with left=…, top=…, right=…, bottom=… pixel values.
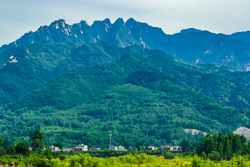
left=179, top=28, right=202, bottom=34
left=1, top=18, right=250, bottom=71
left=230, top=31, right=250, bottom=43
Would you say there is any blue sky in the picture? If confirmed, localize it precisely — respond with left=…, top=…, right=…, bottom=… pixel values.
left=1, top=0, right=250, bottom=46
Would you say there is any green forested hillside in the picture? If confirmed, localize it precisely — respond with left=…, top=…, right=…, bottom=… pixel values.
left=0, top=41, right=76, bottom=71
left=0, top=59, right=54, bottom=104
left=139, top=53, right=250, bottom=109
left=2, top=17, right=250, bottom=151
left=2, top=38, right=250, bottom=110
left=1, top=39, right=250, bottom=148
left=1, top=54, right=249, bottom=148
left=52, top=41, right=164, bottom=75
left=0, top=42, right=76, bottom=105
left=46, top=41, right=250, bottom=110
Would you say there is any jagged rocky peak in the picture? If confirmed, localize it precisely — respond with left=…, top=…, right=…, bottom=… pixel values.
left=37, top=25, right=48, bottom=31
left=71, top=20, right=88, bottom=29
left=125, top=18, right=138, bottom=27
left=92, top=18, right=111, bottom=27
left=49, top=19, right=67, bottom=29
left=113, top=18, right=125, bottom=26
left=102, top=18, right=111, bottom=25
left=108, top=18, right=126, bottom=32
left=91, top=18, right=111, bottom=33
left=102, top=18, right=112, bottom=31
left=79, top=20, right=88, bottom=27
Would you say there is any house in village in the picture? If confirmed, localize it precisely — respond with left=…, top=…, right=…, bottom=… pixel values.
left=147, top=146, right=156, bottom=151
left=110, top=146, right=127, bottom=151
left=169, top=146, right=181, bottom=151
left=160, top=145, right=170, bottom=150
left=49, top=145, right=60, bottom=152
left=160, top=145, right=181, bottom=151
left=74, top=144, right=88, bottom=151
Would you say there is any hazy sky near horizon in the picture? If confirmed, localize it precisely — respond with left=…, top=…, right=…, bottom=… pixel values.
left=1, top=0, right=250, bottom=46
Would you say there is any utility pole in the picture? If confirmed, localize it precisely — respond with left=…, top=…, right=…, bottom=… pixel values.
left=108, top=131, right=112, bottom=150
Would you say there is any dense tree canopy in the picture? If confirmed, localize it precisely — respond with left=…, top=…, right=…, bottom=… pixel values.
left=0, top=42, right=250, bottom=148
left=32, top=129, right=44, bottom=152
left=197, top=133, right=246, bottom=157
left=15, top=142, right=30, bottom=157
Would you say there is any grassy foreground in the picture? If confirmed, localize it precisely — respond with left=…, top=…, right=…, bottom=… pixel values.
left=0, top=153, right=250, bottom=167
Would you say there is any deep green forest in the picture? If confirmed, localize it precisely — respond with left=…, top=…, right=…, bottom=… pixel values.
left=0, top=40, right=250, bottom=148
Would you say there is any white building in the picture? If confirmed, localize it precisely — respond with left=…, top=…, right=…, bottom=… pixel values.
left=110, top=146, right=127, bottom=151
left=147, top=146, right=156, bottom=151
left=74, top=144, right=88, bottom=151
left=49, top=145, right=60, bottom=152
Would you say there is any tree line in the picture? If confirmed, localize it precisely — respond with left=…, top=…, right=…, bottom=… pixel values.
left=0, top=129, right=44, bottom=157
left=196, top=132, right=248, bottom=158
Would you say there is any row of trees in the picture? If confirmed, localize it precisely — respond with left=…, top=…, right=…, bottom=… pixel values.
left=180, top=138, right=197, bottom=151
left=0, top=129, right=44, bottom=157
left=197, top=132, right=246, bottom=157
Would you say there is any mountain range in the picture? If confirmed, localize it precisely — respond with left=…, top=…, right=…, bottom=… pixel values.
left=2, top=18, right=250, bottom=71
left=0, top=18, right=250, bottom=147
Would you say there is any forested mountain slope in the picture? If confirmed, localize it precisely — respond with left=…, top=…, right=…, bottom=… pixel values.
left=1, top=40, right=250, bottom=111
left=49, top=42, right=250, bottom=110
left=2, top=55, right=249, bottom=147
left=0, top=42, right=76, bottom=104
left=0, top=22, right=250, bottom=147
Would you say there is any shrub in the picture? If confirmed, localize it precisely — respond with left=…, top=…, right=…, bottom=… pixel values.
left=15, top=142, right=30, bottom=157
left=201, top=152, right=207, bottom=159
left=208, top=151, right=220, bottom=159
left=67, top=154, right=102, bottom=167
left=165, top=151, right=175, bottom=158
